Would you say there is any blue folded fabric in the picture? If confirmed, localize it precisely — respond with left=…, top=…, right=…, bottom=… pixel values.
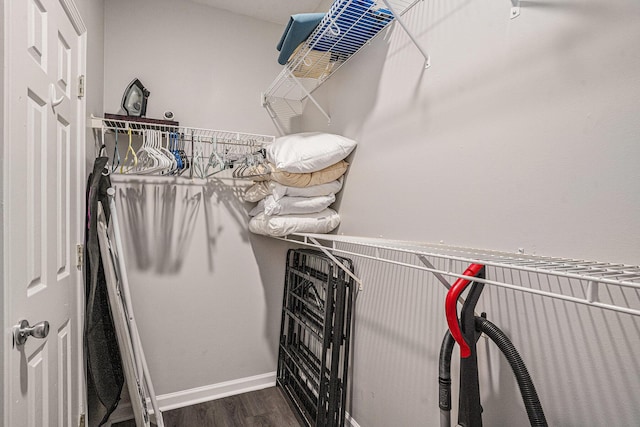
left=277, top=13, right=325, bottom=65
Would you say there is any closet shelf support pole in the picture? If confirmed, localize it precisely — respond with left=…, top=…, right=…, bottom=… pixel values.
left=380, top=0, right=430, bottom=68
left=416, top=255, right=452, bottom=290
left=308, top=237, right=364, bottom=292
left=418, top=254, right=480, bottom=314
left=286, top=69, right=331, bottom=124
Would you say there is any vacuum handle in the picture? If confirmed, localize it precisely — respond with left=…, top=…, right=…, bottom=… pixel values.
left=445, top=263, right=485, bottom=358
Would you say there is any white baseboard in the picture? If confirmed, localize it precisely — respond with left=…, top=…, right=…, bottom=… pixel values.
left=105, top=372, right=363, bottom=427
left=158, top=371, right=276, bottom=411
left=105, top=371, right=276, bottom=426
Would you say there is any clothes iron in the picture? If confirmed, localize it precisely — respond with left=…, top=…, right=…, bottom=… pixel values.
left=121, top=78, right=150, bottom=117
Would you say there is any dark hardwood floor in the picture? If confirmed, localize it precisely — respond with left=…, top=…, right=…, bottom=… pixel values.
left=113, top=386, right=302, bottom=427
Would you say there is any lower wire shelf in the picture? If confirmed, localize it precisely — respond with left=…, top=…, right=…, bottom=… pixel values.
left=275, top=233, right=640, bottom=317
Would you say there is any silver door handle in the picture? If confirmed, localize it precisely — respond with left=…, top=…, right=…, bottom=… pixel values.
left=13, top=319, right=50, bottom=347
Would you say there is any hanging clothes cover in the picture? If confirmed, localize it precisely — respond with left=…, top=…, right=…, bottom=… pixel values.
left=84, top=157, right=124, bottom=426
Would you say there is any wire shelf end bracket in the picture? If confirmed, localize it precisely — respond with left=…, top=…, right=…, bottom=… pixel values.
left=510, top=0, right=521, bottom=19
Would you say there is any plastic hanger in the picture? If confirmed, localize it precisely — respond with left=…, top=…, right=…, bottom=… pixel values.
left=192, top=136, right=207, bottom=178
left=133, top=129, right=153, bottom=174
left=170, top=132, right=183, bottom=173
left=158, top=132, right=177, bottom=175
left=121, top=128, right=138, bottom=174
left=178, top=133, right=190, bottom=175
left=112, top=128, right=121, bottom=173
left=203, top=136, right=226, bottom=177
left=100, top=127, right=110, bottom=176
left=146, top=130, right=168, bottom=174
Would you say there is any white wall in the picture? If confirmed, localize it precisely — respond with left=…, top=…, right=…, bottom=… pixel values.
left=99, top=0, right=640, bottom=425
left=296, top=0, right=640, bottom=425
left=109, top=176, right=291, bottom=395
left=77, top=0, right=105, bottom=166
left=104, top=0, right=282, bottom=133
left=306, top=0, right=640, bottom=265
left=0, top=0, right=5, bottom=421
left=103, top=0, right=288, bottom=399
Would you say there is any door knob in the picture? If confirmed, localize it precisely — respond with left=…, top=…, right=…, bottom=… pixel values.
left=13, top=319, right=50, bottom=347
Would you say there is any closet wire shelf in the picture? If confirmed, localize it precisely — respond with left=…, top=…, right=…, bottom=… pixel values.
left=90, top=116, right=275, bottom=180
left=276, top=233, right=640, bottom=317
left=262, top=0, right=424, bottom=125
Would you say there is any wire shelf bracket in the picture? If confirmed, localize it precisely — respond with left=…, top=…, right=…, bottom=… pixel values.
left=380, top=0, right=430, bottom=68
left=309, top=236, right=364, bottom=291
left=286, top=69, right=331, bottom=124
left=510, top=0, right=521, bottom=19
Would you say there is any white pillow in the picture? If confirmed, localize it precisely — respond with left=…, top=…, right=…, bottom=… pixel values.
left=266, top=132, right=357, bottom=173
left=248, top=200, right=265, bottom=217
left=272, top=177, right=343, bottom=200
left=243, top=181, right=271, bottom=202
left=264, top=194, right=335, bottom=216
left=271, top=160, right=348, bottom=187
left=249, top=209, right=341, bottom=237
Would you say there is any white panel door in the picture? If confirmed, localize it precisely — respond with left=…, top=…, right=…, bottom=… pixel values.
left=3, top=0, right=85, bottom=425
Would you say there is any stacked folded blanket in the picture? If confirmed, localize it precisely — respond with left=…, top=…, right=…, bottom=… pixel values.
left=245, top=132, right=357, bottom=237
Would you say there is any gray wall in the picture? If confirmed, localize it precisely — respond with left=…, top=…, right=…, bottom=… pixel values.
left=0, top=0, right=5, bottom=421
left=99, top=0, right=640, bottom=425
left=109, top=176, right=291, bottom=394
left=103, top=0, right=287, bottom=396
left=297, top=0, right=640, bottom=425
left=306, top=0, right=640, bottom=264
left=77, top=0, right=105, bottom=169
left=103, top=0, right=282, bottom=133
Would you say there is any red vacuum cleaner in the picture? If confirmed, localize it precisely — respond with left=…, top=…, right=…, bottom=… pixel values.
left=439, top=264, right=548, bottom=427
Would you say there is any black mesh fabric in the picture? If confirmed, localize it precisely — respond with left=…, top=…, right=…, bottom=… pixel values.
left=84, top=157, right=124, bottom=426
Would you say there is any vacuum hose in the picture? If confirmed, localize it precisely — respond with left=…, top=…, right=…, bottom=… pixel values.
left=438, top=332, right=455, bottom=427
left=438, top=318, right=548, bottom=427
left=475, top=316, right=548, bottom=427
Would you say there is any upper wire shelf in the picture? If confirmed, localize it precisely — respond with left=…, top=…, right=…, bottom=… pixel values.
left=90, top=116, right=275, bottom=180
left=91, top=116, right=275, bottom=146
left=262, top=0, right=423, bottom=125
left=276, top=233, right=640, bottom=317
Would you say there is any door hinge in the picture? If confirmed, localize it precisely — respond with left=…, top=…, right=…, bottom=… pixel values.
left=78, top=413, right=85, bottom=427
left=78, top=75, right=85, bottom=99
left=76, top=244, right=84, bottom=270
